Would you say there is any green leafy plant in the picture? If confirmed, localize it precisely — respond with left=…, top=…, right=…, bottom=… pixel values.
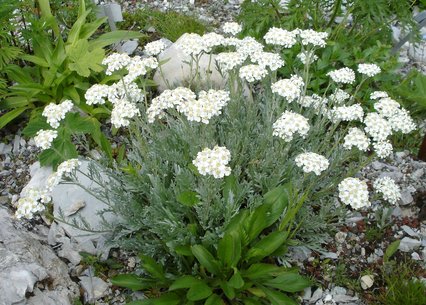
left=112, top=185, right=312, bottom=305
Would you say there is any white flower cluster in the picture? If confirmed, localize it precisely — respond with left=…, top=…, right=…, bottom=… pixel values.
left=111, top=100, right=141, bottom=128
left=358, top=63, right=381, bottom=77
left=239, top=64, right=268, bottom=82
left=370, top=91, right=388, bottom=100
left=108, top=82, right=144, bottom=104
left=42, top=100, right=74, bottom=128
left=147, top=88, right=229, bottom=124
left=299, top=94, right=327, bottom=110
left=273, top=111, right=310, bottom=142
left=193, top=146, right=231, bottom=178
left=251, top=51, right=284, bottom=71
left=34, top=129, right=58, bottom=150
left=374, top=97, right=401, bottom=118
left=264, top=27, right=297, bottom=48
left=295, top=152, right=329, bottom=175
left=338, top=177, right=370, bottom=209
left=327, top=67, right=356, bottom=84
left=176, top=33, right=206, bottom=56
left=236, top=37, right=264, bottom=57
left=373, top=177, right=401, bottom=204
left=124, top=56, right=159, bottom=83
left=222, top=22, right=242, bottom=36
left=298, top=29, right=328, bottom=48
left=297, top=51, right=318, bottom=65
left=329, top=89, right=350, bottom=104
left=16, top=158, right=81, bottom=219
left=328, top=104, right=364, bottom=122
left=388, top=108, right=416, bottom=134
left=216, top=52, right=247, bottom=72
left=102, top=53, right=131, bottom=75
left=180, top=90, right=230, bottom=124
left=364, top=113, right=392, bottom=141
left=343, top=128, right=370, bottom=151
left=84, top=84, right=109, bottom=105
left=202, top=32, right=226, bottom=52
left=373, top=141, right=393, bottom=158
left=144, top=40, right=166, bottom=56
left=271, top=75, right=304, bottom=102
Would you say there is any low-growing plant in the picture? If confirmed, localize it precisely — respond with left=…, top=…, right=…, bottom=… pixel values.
left=16, top=23, right=418, bottom=304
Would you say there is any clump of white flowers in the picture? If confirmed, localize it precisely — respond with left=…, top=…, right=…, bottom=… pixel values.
left=373, top=97, right=400, bottom=118
left=42, top=100, right=74, bottom=128
left=222, top=22, right=242, bottom=36
left=251, top=51, right=284, bottom=71
left=295, top=152, right=329, bottom=175
left=124, top=56, right=158, bottom=83
left=236, top=37, right=264, bottom=57
left=176, top=33, right=205, bottom=56
left=298, top=29, right=328, bottom=48
left=271, top=75, right=304, bottom=102
left=329, top=89, right=350, bottom=104
left=193, top=146, right=231, bottom=178
left=358, top=63, right=381, bottom=77
left=273, top=111, right=310, bottom=142
left=102, top=53, right=131, bottom=75
left=343, top=128, right=370, bottom=151
left=107, top=82, right=144, bottom=104
left=264, top=27, right=297, bottom=48
left=15, top=196, right=46, bottom=219
left=84, top=84, right=109, bottom=105
left=34, top=130, right=58, bottom=150
left=111, top=100, right=141, bottom=128
left=216, top=52, right=247, bottom=72
left=202, top=32, right=226, bottom=52
left=373, top=177, right=401, bottom=204
left=388, top=108, right=416, bottom=134
left=144, top=40, right=167, bottom=56
left=338, top=178, right=370, bottom=209
left=239, top=64, right=268, bottom=82
left=370, top=91, right=388, bottom=100
left=364, top=113, right=392, bottom=141
left=297, top=51, right=318, bottom=65
left=327, top=67, right=356, bottom=84
left=373, top=141, right=393, bottom=159
left=328, top=104, right=364, bottom=122
left=57, top=158, right=81, bottom=177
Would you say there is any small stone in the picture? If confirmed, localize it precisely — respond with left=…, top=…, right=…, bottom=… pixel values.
left=411, top=252, right=421, bottom=260
left=411, top=168, right=424, bottom=180
left=399, top=189, right=414, bottom=205
left=118, top=40, right=139, bottom=55
left=360, top=275, right=374, bottom=290
left=332, top=286, right=346, bottom=295
left=310, top=288, right=323, bottom=303
left=0, top=143, right=12, bottom=155
left=401, top=225, right=419, bottom=237
left=12, top=135, right=20, bottom=154
left=128, top=257, right=136, bottom=269
left=335, top=231, right=347, bottom=244
left=371, top=161, right=385, bottom=170
left=79, top=276, right=109, bottom=302
left=321, top=252, right=338, bottom=259
left=65, top=200, right=86, bottom=216
left=399, top=237, right=421, bottom=252
left=379, top=171, right=404, bottom=182
left=302, top=286, right=311, bottom=300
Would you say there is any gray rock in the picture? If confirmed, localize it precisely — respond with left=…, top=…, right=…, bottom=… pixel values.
left=401, top=225, right=419, bottom=237
left=399, top=189, right=414, bottom=205
left=379, top=170, right=404, bottom=182
left=0, top=208, right=78, bottom=305
left=27, top=288, right=72, bottom=305
left=118, top=39, right=139, bottom=55
left=0, top=143, right=12, bottom=155
left=79, top=276, right=109, bottom=303
left=399, top=237, right=421, bottom=252
left=310, top=287, right=323, bottom=303
left=321, top=252, right=338, bottom=259
left=371, top=161, right=385, bottom=170
left=20, top=162, right=53, bottom=197
left=13, top=135, right=21, bottom=155
left=288, top=246, right=312, bottom=261
left=411, top=252, right=421, bottom=260
left=411, top=168, right=424, bottom=180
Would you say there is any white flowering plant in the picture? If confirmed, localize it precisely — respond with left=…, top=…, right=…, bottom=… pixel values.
left=23, top=23, right=417, bottom=304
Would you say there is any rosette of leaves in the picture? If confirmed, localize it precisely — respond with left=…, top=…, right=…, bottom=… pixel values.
left=112, top=185, right=312, bottom=305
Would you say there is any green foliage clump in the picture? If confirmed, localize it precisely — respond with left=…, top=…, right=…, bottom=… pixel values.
left=120, top=8, right=208, bottom=43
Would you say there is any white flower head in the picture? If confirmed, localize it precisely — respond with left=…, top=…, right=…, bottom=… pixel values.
left=273, top=111, right=310, bottom=142
left=264, top=27, right=297, bottom=48
left=34, top=129, right=58, bottom=150
left=15, top=197, right=45, bottom=219
left=388, top=108, right=416, bottom=134
left=374, top=97, right=400, bottom=118
left=370, top=91, right=388, bottom=100
left=251, top=51, right=284, bottom=71
left=327, top=67, right=356, bottom=84
left=236, top=37, right=264, bottom=57
left=329, top=89, right=350, bottom=104
left=42, top=100, right=74, bottom=128
left=338, top=178, right=370, bottom=209
left=297, top=51, right=318, bottom=65
left=373, top=177, right=401, bottom=204
left=111, top=99, right=140, bottom=128
left=358, top=63, right=381, bottom=77
left=328, top=104, right=364, bottom=123
left=124, top=56, right=159, bottom=83
left=364, top=113, right=392, bottom=141
left=223, top=22, right=242, bottom=36
left=102, top=53, right=132, bottom=75
left=271, top=75, right=304, bottom=103
left=85, top=84, right=110, bottom=105
left=108, top=81, right=144, bottom=104
left=144, top=40, right=167, bottom=56
left=343, top=128, right=370, bottom=151
left=176, top=33, right=205, bottom=56
left=202, top=32, right=226, bottom=52
left=298, top=29, right=328, bottom=48
left=216, top=52, right=247, bottom=72
left=295, top=152, right=329, bottom=175
left=57, top=159, right=81, bottom=177
left=239, top=64, right=268, bottom=82
left=373, top=141, right=393, bottom=159
left=193, top=146, right=231, bottom=178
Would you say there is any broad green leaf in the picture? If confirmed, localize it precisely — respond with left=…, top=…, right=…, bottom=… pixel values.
left=205, top=294, right=223, bottom=305
left=243, top=298, right=262, bottom=305
left=191, top=245, right=220, bottom=275
left=110, top=274, right=148, bottom=290
left=133, top=293, right=181, bottom=305
left=169, top=276, right=200, bottom=290
left=67, top=39, right=105, bottom=77
left=67, top=9, right=91, bottom=45
left=176, top=191, right=199, bottom=206
left=4, top=65, right=33, bottom=84
left=220, top=281, right=235, bottom=300
left=243, top=264, right=289, bottom=280
left=263, top=273, right=311, bottom=292
left=186, top=282, right=212, bottom=301
left=79, top=17, right=108, bottom=40
left=64, top=113, right=97, bottom=134
left=51, top=37, right=66, bottom=67
left=22, top=117, right=51, bottom=137
left=260, top=287, right=298, bottom=305
left=384, top=240, right=400, bottom=262
left=21, top=55, right=49, bottom=67
left=217, top=231, right=241, bottom=268
left=89, top=31, right=145, bottom=50
left=139, top=255, right=165, bottom=280
left=262, top=184, right=290, bottom=227
left=228, top=270, right=244, bottom=289
left=39, top=136, right=78, bottom=168
left=223, top=174, right=237, bottom=203
left=63, top=86, right=81, bottom=104
left=245, top=231, right=289, bottom=261
left=0, top=107, right=27, bottom=129
left=0, top=96, right=30, bottom=109
left=175, top=245, right=193, bottom=256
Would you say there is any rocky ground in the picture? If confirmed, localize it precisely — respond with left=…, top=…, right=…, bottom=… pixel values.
left=1, top=1, right=426, bottom=305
